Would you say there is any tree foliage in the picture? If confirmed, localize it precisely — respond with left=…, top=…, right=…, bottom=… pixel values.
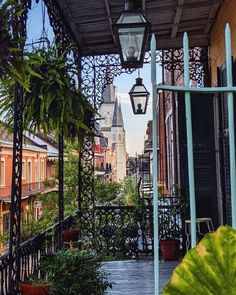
left=0, top=0, right=28, bottom=84
left=63, top=147, right=79, bottom=214
left=94, top=176, right=140, bottom=206
left=21, top=192, right=58, bottom=241
left=120, top=176, right=139, bottom=206
left=95, top=180, right=121, bottom=205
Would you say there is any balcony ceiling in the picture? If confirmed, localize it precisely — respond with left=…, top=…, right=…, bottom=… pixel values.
left=57, top=0, right=223, bottom=56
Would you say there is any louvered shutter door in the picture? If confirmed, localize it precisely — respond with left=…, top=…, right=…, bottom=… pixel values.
left=216, top=61, right=236, bottom=225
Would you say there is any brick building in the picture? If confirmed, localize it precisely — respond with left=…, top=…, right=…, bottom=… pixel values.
left=156, top=0, right=236, bottom=227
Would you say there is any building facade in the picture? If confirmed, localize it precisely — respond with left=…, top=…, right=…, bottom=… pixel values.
left=0, top=128, right=58, bottom=253
left=99, top=83, right=127, bottom=182
left=155, top=0, right=236, bottom=228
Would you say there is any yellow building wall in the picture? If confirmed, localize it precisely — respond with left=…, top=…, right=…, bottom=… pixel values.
left=210, top=0, right=236, bottom=85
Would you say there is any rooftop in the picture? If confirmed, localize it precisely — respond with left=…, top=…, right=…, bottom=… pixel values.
left=56, top=0, right=222, bottom=56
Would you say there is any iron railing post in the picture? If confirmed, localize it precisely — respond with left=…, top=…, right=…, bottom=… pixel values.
left=225, top=24, right=236, bottom=228
left=183, top=33, right=197, bottom=248
left=9, top=83, right=24, bottom=294
left=151, top=33, right=159, bottom=295
left=58, top=131, right=64, bottom=248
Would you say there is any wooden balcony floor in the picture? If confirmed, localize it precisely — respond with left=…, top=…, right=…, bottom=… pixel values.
left=103, top=259, right=179, bottom=295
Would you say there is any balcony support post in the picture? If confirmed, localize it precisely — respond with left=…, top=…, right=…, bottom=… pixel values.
left=9, top=83, right=24, bottom=294
left=58, top=131, right=64, bottom=248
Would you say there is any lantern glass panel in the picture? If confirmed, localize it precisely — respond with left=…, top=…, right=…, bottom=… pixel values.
left=118, top=27, right=145, bottom=62
left=131, top=95, right=148, bottom=114
left=116, top=11, right=146, bottom=25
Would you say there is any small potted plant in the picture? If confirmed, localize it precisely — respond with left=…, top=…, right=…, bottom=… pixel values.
left=19, top=276, right=51, bottom=295
left=159, top=197, right=181, bottom=261
left=62, top=218, right=81, bottom=248
left=159, top=238, right=180, bottom=261
left=62, top=227, right=80, bottom=244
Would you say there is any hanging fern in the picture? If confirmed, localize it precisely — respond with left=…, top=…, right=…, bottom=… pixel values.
left=0, top=44, right=95, bottom=145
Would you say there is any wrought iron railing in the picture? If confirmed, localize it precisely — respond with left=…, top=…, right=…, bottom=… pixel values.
left=158, top=197, right=186, bottom=242
left=93, top=205, right=143, bottom=259
left=0, top=215, right=74, bottom=294
left=0, top=197, right=185, bottom=293
left=90, top=198, right=185, bottom=259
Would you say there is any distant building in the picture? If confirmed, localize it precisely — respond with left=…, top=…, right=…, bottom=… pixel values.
left=94, top=130, right=116, bottom=181
left=0, top=127, right=57, bottom=253
left=98, top=83, right=127, bottom=181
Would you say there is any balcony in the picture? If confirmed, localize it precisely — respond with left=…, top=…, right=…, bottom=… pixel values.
left=0, top=181, right=57, bottom=201
left=0, top=196, right=185, bottom=294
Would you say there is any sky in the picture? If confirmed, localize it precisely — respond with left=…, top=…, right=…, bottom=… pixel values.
left=26, top=2, right=162, bottom=156
left=114, top=65, right=162, bottom=156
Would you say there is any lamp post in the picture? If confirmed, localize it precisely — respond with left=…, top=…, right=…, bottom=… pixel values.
left=129, top=77, right=150, bottom=114
left=113, top=0, right=150, bottom=69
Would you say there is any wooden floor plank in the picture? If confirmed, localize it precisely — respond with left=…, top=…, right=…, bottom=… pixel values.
left=103, top=259, right=179, bottom=294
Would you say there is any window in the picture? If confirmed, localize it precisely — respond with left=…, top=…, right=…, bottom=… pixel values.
left=0, top=159, right=5, bottom=187
left=35, top=159, right=39, bottom=182
left=3, top=213, right=10, bottom=234
left=22, top=160, right=26, bottom=179
left=40, top=160, right=45, bottom=181
left=27, top=160, right=32, bottom=183
left=118, top=134, right=121, bottom=141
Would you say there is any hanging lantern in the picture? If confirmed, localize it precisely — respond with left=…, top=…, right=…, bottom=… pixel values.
left=113, top=0, right=150, bottom=69
left=129, top=77, right=149, bottom=114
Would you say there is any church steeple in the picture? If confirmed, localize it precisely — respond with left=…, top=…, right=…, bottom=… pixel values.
left=112, top=98, right=124, bottom=127
left=103, top=84, right=116, bottom=103
left=102, top=68, right=116, bottom=103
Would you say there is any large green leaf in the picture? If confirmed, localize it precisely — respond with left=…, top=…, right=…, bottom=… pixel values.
left=163, top=225, right=236, bottom=295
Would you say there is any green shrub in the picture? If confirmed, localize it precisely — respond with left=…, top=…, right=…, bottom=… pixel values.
left=41, top=249, right=112, bottom=295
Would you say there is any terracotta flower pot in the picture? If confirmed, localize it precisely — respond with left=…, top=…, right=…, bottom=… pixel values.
left=62, top=228, right=80, bottom=242
left=159, top=239, right=180, bottom=261
left=19, top=283, right=50, bottom=295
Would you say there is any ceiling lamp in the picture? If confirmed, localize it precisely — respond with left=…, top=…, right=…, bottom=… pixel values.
left=113, top=0, right=151, bottom=69
left=129, top=76, right=149, bottom=114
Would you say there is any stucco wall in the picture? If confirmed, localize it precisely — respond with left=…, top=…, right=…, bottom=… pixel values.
left=210, top=0, right=236, bottom=85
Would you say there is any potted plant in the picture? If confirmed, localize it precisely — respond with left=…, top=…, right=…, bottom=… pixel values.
left=159, top=197, right=181, bottom=261
left=62, top=216, right=81, bottom=248
left=19, top=277, right=51, bottom=295
left=41, top=249, right=112, bottom=295
left=62, top=227, right=80, bottom=243
left=159, top=239, right=180, bottom=261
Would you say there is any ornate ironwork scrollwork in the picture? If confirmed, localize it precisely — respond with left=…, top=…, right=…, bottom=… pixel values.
left=161, top=47, right=210, bottom=86
left=43, top=0, right=78, bottom=51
